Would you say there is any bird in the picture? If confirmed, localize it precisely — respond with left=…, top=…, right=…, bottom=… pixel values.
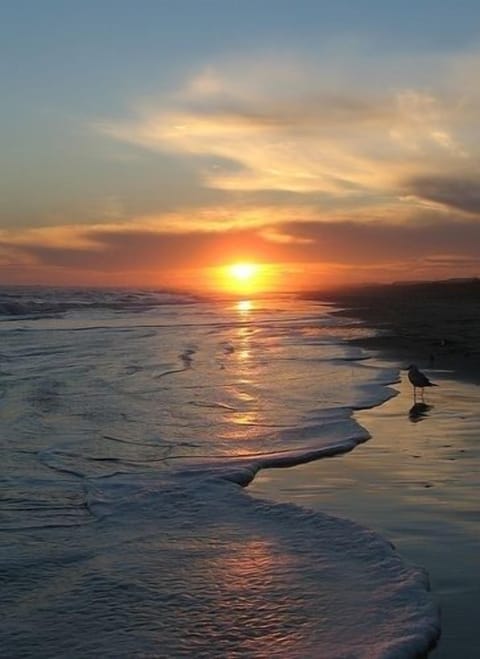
left=406, top=364, right=438, bottom=399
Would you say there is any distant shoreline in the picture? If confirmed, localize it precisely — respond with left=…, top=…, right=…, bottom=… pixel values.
left=303, top=279, right=480, bottom=385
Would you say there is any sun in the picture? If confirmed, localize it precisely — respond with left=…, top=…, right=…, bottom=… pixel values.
left=217, top=262, right=263, bottom=294
left=228, top=262, right=258, bottom=282
left=209, top=261, right=276, bottom=295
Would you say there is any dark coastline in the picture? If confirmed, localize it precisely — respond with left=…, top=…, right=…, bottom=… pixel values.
left=259, top=279, right=480, bottom=657
left=304, top=279, right=480, bottom=385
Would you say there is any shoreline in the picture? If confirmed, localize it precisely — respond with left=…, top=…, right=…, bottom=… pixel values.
left=305, top=279, right=480, bottom=386
left=251, top=359, right=480, bottom=658
left=250, top=285, right=480, bottom=658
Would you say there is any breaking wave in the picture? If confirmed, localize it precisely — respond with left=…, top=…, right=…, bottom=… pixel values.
left=0, top=287, right=200, bottom=319
left=0, top=288, right=440, bottom=657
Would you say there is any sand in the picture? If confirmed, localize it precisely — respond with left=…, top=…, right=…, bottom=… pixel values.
left=317, top=279, right=480, bottom=384
left=250, top=281, right=480, bottom=658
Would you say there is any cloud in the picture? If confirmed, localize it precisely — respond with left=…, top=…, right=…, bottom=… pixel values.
left=253, top=216, right=480, bottom=266
left=97, top=47, right=478, bottom=209
left=405, top=174, right=480, bottom=215
left=4, top=45, right=480, bottom=286
left=1, top=210, right=478, bottom=286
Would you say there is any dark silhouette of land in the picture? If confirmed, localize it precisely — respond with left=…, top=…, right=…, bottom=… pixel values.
left=304, top=279, right=480, bottom=383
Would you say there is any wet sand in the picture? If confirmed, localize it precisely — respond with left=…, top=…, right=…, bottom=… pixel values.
left=317, top=279, right=480, bottom=384
left=251, top=282, right=480, bottom=658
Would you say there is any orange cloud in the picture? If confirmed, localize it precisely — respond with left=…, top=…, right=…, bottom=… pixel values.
left=1, top=211, right=479, bottom=288
left=4, top=47, right=480, bottom=286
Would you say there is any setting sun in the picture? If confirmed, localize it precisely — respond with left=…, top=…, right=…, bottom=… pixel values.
left=229, top=262, right=258, bottom=282
left=224, top=262, right=261, bottom=294
left=211, top=261, right=269, bottom=294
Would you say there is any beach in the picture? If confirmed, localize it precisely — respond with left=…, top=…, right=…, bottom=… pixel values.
left=5, top=1, right=480, bottom=656
left=316, top=279, right=480, bottom=383
left=0, top=288, right=442, bottom=658
left=252, top=281, right=480, bottom=658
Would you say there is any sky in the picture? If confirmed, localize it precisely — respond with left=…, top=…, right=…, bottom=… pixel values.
left=1, top=0, right=480, bottom=292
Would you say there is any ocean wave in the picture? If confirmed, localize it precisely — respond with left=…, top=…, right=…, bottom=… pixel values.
left=0, top=291, right=441, bottom=656
left=68, top=474, right=440, bottom=659
left=0, top=287, right=201, bottom=319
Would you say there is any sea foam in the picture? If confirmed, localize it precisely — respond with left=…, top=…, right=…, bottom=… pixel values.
left=0, top=289, right=440, bottom=657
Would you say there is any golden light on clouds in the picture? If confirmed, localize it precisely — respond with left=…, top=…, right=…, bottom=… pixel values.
left=2, top=47, right=480, bottom=287
left=98, top=51, right=474, bottom=206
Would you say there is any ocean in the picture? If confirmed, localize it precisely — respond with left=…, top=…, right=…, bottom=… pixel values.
left=0, top=288, right=439, bottom=658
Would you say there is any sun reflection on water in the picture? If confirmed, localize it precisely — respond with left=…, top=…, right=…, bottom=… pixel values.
left=236, top=299, right=253, bottom=314
left=235, top=325, right=252, bottom=364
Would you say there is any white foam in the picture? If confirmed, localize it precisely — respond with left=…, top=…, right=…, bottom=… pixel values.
left=0, top=289, right=440, bottom=657
left=73, top=476, right=440, bottom=658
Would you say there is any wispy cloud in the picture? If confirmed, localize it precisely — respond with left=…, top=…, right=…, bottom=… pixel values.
left=98, top=47, right=478, bottom=213
left=405, top=174, right=480, bottom=215
left=4, top=45, right=480, bottom=286
left=1, top=210, right=478, bottom=286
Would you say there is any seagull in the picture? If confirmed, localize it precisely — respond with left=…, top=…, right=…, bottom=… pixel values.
left=406, top=364, right=438, bottom=398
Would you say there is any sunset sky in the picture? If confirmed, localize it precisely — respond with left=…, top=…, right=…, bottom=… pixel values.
left=2, top=0, right=480, bottom=291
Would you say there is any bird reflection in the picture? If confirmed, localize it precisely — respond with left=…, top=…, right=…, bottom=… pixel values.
left=409, top=402, right=433, bottom=423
